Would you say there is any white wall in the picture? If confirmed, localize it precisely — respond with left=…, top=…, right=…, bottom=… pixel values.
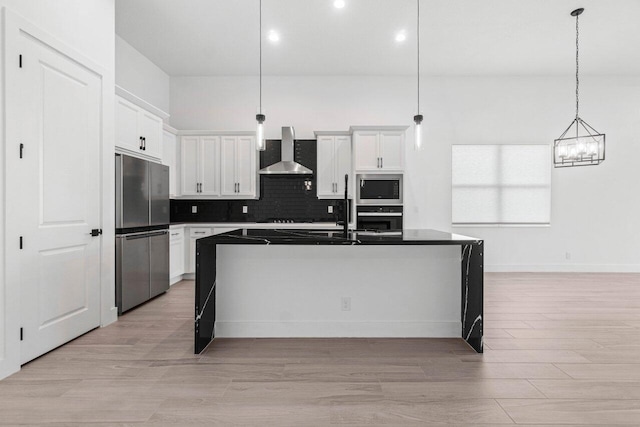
left=115, top=34, right=170, bottom=113
left=171, top=74, right=640, bottom=272
left=0, top=0, right=115, bottom=379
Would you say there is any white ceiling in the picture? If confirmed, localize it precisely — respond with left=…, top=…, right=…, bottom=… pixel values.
left=115, top=0, right=640, bottom=76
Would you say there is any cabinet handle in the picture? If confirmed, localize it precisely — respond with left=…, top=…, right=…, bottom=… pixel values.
left=199, top=183, right=202, bottom=193
left=171, top=233, right=180, bottom=236
left=193, top=231, right=206, bottom=234
left=139, top=136, right=143, bottom=150
left=143, top=137, right=146, bottom=151
left=380, top=157, right=383, bottom=168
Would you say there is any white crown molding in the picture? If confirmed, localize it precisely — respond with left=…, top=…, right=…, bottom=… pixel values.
left=115, top=85, right=170, bottom=120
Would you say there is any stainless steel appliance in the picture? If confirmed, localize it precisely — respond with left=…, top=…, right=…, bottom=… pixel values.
left=115, top=154, right=170, bottom=314
left=356, top=205, right=403, bottom=231
left=356, top=174, right=403, bottom=205
left=259, top=127, right=313, bottom=175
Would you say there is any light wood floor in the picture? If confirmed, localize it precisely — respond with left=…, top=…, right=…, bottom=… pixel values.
left=1, top=273, right=640, bottom=425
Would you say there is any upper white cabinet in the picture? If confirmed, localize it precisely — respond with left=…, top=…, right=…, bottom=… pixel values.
left=115, top=95, right=163, bottom=160
left=180, top=136, right=221, bottom=196
left=180, top=133, right=257, bottom=199
left=352, top=127, right=406, bottom=172
left=162, top=128, right=178, bottom=197
left=316, top=133, right=352, bottom=199
left=221, top=136, right=257, bottom=197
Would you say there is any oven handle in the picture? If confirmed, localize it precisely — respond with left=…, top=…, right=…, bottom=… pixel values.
left=357, top=212, right=403, bottom=217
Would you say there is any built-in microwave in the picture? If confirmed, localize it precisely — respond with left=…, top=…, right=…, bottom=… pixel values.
left=355, top=174, right=403, bottom=205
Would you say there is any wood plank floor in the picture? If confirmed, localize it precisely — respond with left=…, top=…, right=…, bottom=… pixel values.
left=1, top=273, right=639, bottom=425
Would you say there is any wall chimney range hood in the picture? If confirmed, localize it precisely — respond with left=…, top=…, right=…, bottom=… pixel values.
left=259, top=126, right=313, bottom=175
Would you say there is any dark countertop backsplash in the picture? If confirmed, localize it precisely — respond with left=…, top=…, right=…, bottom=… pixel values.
left=171, top=139, right=350, bottom=223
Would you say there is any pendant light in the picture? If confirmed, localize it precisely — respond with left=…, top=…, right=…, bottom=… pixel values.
left=413, top=0, right=423, bottom=151
left=256, top=0, right=266, bottom=151
left=553, top=8, right=605, bottom=168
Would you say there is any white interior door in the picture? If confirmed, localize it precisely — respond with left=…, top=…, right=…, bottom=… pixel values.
left=15, top=26, right=102, bottom=364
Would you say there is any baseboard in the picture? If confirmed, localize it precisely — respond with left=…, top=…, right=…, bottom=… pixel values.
left=101, top=306, right=118, bottom=327
left=182, top=273, right=195, bottom=280
left=215, top=321, right=462, bottom=338
left=170, top=275, right=183, bottom=285
left=486, top=264, right=640, bottom=273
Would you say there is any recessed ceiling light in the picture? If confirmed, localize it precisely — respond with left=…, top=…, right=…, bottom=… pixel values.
left=395, top=32, right=406, bottom=43
left=267, top=30, right=280, bottom=43
left=333, top=0, right=345, bottom=9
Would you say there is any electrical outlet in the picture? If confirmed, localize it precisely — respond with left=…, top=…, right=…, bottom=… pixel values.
left=191, top=205, right=198, bottom=214
left=341, top=297, right=351, bottom=311
left=565, top=252, right=571, bottom=260
left=328, top=205, right=334, bottom=214
left=242, top=205, right=248, bottom=214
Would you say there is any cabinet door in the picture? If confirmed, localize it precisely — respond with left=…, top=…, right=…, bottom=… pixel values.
left=335, top=136, right=352, bottom=196
left=235, top=136, right=256, bottom=197
left=170, top=237, right=184, bottom=279
left=115, top=97, right=141, bottom=153
left=188, top=228, right=212, bottom=273
left=162, top=131, right=177, bottom=197
left=379, top=131, right=404, bottom=171
left=200, top=136, right=220, bottom=196
left=317, top=136, right=337, bottom=198
left=181, top=136, right=200, bottom=195
left=220, top=136, right=237, bottom=196
left=139, top=110, right=163, bottom=159
left=354, top=131, right=379, bottom=171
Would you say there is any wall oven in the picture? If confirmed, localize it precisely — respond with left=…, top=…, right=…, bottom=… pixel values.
left=356, top=174, right=403, bottom=205
left=356, top=206, right=403, bottom=231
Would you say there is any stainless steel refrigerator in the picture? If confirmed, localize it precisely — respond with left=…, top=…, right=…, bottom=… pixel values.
left=115, top=154, right=170, bottom=314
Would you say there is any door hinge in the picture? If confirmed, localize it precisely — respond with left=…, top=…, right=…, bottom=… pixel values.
left=19, top=143, right=24, bottom=159
left=19, top=236, right=23, bottom=249
left=19, top=54, right=22, bottom=68
left=20, top=327, right=23, bottom=341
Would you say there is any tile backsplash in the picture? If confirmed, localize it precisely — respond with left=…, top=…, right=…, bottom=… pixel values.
left=171, top=139, right=349, bottom=223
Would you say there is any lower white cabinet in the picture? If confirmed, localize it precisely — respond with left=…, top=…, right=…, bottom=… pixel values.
left=186, top=227, right=213, bottom=273
left=169, top=228, right=185, bottom=283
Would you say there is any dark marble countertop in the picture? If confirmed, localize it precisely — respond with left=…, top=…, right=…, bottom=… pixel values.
left=197, top=228, right=482, bottom=246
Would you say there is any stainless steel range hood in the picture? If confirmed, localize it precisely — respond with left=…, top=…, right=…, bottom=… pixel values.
left=259, top=126, right=313, bottom=175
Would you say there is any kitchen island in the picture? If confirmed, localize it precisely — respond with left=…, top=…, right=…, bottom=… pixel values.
left=195, top=229, right=483, bottom=353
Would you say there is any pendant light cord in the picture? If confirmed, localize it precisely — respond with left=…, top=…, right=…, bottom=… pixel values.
left=575, top=11, right=579, bottom=120
left=416, top=0, right=420, bottom=114
left=259, top=0, right=262, bottom=114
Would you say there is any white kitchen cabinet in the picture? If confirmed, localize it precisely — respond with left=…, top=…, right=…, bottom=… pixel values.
left=186, top=227, right=213, bottom=273
left=316, top=134, right=352, bottom=199
left=169, top=228, right=185, bottom=283
left=180, top=136, right=220, bottom=196
left=220, top=136, right=256, bottom=197
left=353, top=128, right=405, bottom=172
left=162, top=129, right=178, bottom=197
left=115, top=95, right=163, bottom=160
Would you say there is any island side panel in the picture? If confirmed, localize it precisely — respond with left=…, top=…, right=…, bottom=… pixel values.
left=195, top=241, right=217, bottom=353
left=461, top=242, right=483, bottom=353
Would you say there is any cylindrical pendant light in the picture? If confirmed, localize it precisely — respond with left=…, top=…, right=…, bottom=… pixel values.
left=256, top=0, right=266, bottom=151
left=413, top=0, right=423, bottom=151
